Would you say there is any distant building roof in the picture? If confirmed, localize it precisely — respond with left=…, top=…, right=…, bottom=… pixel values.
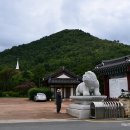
left=93, top=55, right=130, bottom=75
left=43, top=67, right=82, bottom=85
left=48, top=78, right=81, bottom=85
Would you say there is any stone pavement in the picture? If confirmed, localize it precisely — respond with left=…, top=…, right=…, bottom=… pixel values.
left=0, top=98, right=75, bottom=122
left=0, top=98, right=130, bottom=124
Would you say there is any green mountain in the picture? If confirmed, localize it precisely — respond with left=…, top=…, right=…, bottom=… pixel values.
left=0, top=29, right=130, bottom=76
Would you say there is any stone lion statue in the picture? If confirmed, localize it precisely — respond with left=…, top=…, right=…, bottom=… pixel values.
left=76, top=71, right=101, bottom=96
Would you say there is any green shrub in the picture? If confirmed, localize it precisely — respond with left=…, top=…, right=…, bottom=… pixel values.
left=28, top=88, right=39, bottom=100
left=28, top=87, right=53, bottom=100
left=0, top=91, right=2, bottom=97
left=15, top=82, right=36, bottom=96
left=1, top=91, right=19, bottom=97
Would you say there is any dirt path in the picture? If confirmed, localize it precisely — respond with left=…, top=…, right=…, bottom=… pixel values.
left=0, top=98, right=73, bottom=120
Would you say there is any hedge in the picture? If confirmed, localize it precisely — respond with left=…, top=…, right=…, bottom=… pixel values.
left=0, top=91, right=20, bottom=97
left=28, top=87, right=53, bottom=100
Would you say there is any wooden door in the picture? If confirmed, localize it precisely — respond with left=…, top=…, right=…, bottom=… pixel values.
left=66, top=88, right=70, bottom=98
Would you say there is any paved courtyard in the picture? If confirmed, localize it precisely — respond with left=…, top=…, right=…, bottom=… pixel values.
left=0, top=98, right=73, bottom=120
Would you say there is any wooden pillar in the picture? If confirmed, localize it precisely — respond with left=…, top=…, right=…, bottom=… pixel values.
left=54, top=87, right=56, bottom=98
left=127, top=65, right=130, bottom=91
left=103, top=75, right=109, bottom=97
left=62, top=86, right=64, bottom=99
left=73, top=85, right=75, bottom=96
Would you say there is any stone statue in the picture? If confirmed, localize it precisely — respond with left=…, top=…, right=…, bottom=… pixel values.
left=76, top=71, right=101, bottom=96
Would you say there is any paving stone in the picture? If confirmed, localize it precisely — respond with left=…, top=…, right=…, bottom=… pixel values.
left=0, top=98, right=73, bottom=120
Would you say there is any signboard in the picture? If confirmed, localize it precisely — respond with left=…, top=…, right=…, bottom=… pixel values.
left=109, top=77, right=128, bottom=98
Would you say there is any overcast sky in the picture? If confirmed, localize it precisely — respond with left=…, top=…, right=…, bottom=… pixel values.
left=0, top=0, right=130, bottom=52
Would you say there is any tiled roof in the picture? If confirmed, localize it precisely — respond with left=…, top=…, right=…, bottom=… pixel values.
left=93, top=55, right=130, bottom=75
left=48, top=78, right=80, bottom=85
left=43, top=67, right=82, bottom=85
left=44, top=67, right=81, bottom=80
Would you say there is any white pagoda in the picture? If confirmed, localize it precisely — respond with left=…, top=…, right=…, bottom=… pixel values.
left=16, top=58, right=19, bottom=70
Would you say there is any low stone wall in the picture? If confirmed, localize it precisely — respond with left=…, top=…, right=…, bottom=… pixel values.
left=119, top=98, right=130, bottom=117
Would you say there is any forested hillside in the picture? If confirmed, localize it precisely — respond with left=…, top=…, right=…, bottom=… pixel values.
left=0, top=29, right=130, bottom=93
left=0, top=29, right=130, bottom=75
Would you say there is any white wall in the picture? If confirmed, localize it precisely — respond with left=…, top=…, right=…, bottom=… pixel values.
left=109, top=77, right=128, bottom=98
left=57, top=74, right=70, bottom=78
left=71, top=88, right=73, bottom=96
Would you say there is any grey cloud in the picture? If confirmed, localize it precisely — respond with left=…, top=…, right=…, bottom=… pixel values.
left=60, top=0, right=86, bottom=28
left=0, top=0, right=130, bottom=52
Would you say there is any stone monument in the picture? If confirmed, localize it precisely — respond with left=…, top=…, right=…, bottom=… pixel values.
left=66, top=71, right=107, bottom=119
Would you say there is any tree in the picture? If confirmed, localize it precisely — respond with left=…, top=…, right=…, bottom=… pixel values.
left=32, top=64, right=46, bottom=87
left=0, top=68, right=16, bottom=91
left=15, top=82, right=36, bottom=96
left=22, top=70, right=34, bottom=82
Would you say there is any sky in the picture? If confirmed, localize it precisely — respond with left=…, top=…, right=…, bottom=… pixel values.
left=0, top=0, right=130, bottom=52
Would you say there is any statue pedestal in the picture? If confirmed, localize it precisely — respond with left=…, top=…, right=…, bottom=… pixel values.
left=66, top=96, right=107, bottom=119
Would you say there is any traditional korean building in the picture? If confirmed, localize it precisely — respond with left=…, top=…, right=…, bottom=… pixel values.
left=93, top=55, right=130, bottom=98
left=43, top=67, right=82, bottom=99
